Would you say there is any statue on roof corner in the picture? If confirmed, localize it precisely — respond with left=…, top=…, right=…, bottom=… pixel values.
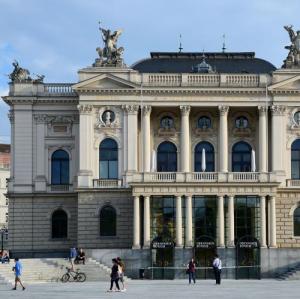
left=282, top=25, right=300, bottom=69
left=94, top=24, right=125, bottom=67
left=9, top=60, right=44, bottom=83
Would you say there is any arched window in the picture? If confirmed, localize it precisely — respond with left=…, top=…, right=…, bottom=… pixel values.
left=160, top=116, right=174, bottom=129
left=198, top=116, right=212, bottom=129
left=100, top=206, right=117, bottom=236
left=232, top=141, right=252, bottom=172
left=51, top=150, right=69, bottom=185
left=194, top=142, right=215, bottom=172
left=291, top=139, right=300, bottom=179
left=235, top=116, right=249, bottom=129
left=157, top=141, right=177, bottom=172
left=99, top=138, right=118, bottom=179
left=294, top=207, right=300, bottom=236
left=52, top=209, right=68, bottom=239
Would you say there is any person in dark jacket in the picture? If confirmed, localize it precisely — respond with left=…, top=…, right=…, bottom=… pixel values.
left=187, top=258, right=196, bottom=284
left=107, top=258, right=120, bottom=292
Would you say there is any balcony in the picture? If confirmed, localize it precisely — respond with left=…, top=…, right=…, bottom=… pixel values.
left=93, top=179, right=123, bottom=188
left=48, top=184, right=73, bottom=192
left=127, top=172, right=277, bottom=184
left=286, top=179, right=300, bottom=187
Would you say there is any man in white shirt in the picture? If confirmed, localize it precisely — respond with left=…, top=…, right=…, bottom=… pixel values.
left=212, top=254, right=222, bottom=285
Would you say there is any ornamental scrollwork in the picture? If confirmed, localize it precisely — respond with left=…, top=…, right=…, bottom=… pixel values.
left=270, top=105, right=287, bottom=116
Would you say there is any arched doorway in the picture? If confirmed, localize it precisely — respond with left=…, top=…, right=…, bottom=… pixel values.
left=236, top=235, right=260, bottom=279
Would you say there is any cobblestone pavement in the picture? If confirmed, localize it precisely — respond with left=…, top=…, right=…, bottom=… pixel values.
left=0, top=280, right=298, bottom=299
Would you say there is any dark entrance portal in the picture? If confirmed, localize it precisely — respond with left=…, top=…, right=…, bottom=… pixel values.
left=236, top=235, right=261, bottom=279
left=151, top=241, right=174, bottom=279
left=194, top=236, right=216, bottom=279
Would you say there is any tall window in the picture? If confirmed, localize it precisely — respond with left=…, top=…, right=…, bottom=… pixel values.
left=99, top=138, right=118, bottom=179
left=232, top=141, right=252, bottom=172
left=194, top=141, right=215, bottom=172
left=52, top=209, right=68, bottom=239
left=100, top=206, right=117, bottom=236
left=157, top=141, right=177, bottom=172
left=294, top=207, right=300, bottom=236
left=291, top=139, right=300, bottom=179
left=51, top=150, right=69, bottom=185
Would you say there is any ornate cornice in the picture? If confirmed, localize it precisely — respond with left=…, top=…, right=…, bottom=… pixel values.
left=142, top=105, right=152, bottom=116
left=258, top=105, right=268, bottom=115
left=77, top=104, right=93, bottom=114
left=180, top=105, right=191, bottom=116
left=122, top=104, right=139, bottom=114
left=271, top=105, right=287, bottom=116
left=218, top=105, right=229, bottom=116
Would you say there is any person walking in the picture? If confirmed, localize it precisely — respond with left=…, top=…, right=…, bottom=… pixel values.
left=117, top=257, right=126, bottom=291
left=12, top=258, right=25, bottom=290
left=69, top=246, right=77, bottom=271
left=107, top=258, right=120, bottom=292
left=212, top=254, right=222, bottom=285
left=187, top=258, right=196, bottom=284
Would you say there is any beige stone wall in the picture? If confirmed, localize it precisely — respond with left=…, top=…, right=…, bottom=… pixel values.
left=277, top=191, right=300, bottom=248
left=78, top=190, right=133, bottom=249
left=8, top=194, right=77, bottom=252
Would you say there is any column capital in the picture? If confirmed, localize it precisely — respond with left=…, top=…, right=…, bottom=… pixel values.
left=142, top=105, right=152, bottom=116
left=77, top=104, right=93, bottom=114
left=258, top=105, right=268, bottom=115
left=122, top=104, right=139, bottom=114
left=270, top=105, right=286, bottom=116
left=180, top=105, right=191, bottom=116
left=218, top=105, right=229, bottom=116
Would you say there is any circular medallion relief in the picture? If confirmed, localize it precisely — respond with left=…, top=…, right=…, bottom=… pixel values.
left=102, top=110, right=115, bottom=125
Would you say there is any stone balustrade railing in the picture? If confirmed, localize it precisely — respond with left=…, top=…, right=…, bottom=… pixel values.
left=286, top=179, right=300, bottom=187
left=93, top=179, right=122, bottom=188
left=44, top=83, right=75, bottom=95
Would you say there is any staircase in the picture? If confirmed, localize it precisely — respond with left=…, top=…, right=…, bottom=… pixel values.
left=0, top=257, right=126, bottom=284
left=276, top=263, right=300, bottom=280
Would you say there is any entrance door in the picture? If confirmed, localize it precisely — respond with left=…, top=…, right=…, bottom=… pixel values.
left=236, top=236, right=260, bottom=279
left=151, top=242, right=174, bottom=279
left=194, top=236, right=216, bottom=279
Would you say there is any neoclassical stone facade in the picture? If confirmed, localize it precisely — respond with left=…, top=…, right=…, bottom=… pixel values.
left=3, top=43, right=300, bottom=278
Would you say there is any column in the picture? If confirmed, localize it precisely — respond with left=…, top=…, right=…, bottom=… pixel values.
left=133, top=196, right=140, bottom=249
left=270, top=105, right=286, bottom=172
left=260, top=196, right=267, bottom=248
left=185, top=195, right=193, bottom=247
left=123, top=105, right=139, bottom=172
left=180, top=106, right=191, bottom=172
left=176, top=195, right=183, bottom=247
left=143, top=196, right=150, bottom=248
left=77, top=104, right=93, bottom=187
left=270, top=196, right=277, bottom=248
left=217, top=195, right=225, bottom=247
left=228, top=195, right=235, bottom=247
left=142, top=106, right=152, bottom=172
left=258, top=106, right=268, bottom=172
left=218, top=106, right=229, bottom=172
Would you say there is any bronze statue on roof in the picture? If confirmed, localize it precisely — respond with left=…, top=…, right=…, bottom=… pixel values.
left=283, top=25, right=300, bottom=68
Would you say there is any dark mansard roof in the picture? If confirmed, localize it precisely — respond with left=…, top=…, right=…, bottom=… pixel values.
left=131, top=52, right=276, bottom=74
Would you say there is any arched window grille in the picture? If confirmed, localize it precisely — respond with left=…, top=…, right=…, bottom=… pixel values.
left=160, top=116, right=174, bottom=129
left=197, top=116, right=212, bottom=129
left=232, top=141, right=252, bottom=172
left=235, top=116, right=249, bottom=129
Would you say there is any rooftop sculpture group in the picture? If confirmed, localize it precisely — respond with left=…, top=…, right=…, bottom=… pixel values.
left=9, top=60, right=44, bottom=83
left=283, top=25, right=300, bottom=69
left=94, top=25, right=125, bottom=67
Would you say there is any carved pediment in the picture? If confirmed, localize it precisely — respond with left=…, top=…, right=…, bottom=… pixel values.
left=269, top=75, right=300, bottom=91
left=72, top=73, right=139, bottom=91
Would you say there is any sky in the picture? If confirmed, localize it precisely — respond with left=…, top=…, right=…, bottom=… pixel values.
left=0, top=0, right=299, bottom=143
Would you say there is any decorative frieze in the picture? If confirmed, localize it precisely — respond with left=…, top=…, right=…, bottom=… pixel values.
left=271, top=105, right=287, bottom=116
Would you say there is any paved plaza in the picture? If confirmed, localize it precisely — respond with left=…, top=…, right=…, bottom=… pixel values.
left=0, top=280, right=299, bottom=299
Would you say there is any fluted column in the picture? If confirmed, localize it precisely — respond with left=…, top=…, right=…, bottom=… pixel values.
left=270, top=196, right=277, bottom=248
left=271, top=105, right=286, bottom=172
left=217, top=195, right=225, bottom=247
left=143, top=196, right=151, bottom=248
left=228, top=195, right=235, bottom=247
left=185, top=195, right=193, bottom=247
left=218, top=106, right=229, bottom=172
left=77, top=104, right=93, bottom=187
left=260, top=196, right=267, bottom=248
left=180, top=106, right=191, bottom=172
left=142, top=106, right=152, bottom=172
left=133, top=196, right=140, bottom=249
left=176, top=195, right=183, bottom=247
left=123, top=105, right=139, bottom=172
left=258, top=106, right=268, bottom=172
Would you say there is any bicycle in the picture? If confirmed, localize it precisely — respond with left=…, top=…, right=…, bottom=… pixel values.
left=61, top=267, right=86, bottom=282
